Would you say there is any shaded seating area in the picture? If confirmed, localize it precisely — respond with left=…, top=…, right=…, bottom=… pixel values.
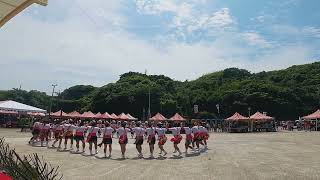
left=225, top=112, right=276, bottom=133
left=303, top=109, right=320, bottom=131
left=225, top=112, right=249, bottom=133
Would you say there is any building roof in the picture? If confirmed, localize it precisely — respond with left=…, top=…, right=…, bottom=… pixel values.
left=0, top=0, right=48, bottom=28
left=0, top=100, right=46, bottom=113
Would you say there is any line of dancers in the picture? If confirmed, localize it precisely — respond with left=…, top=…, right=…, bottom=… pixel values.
left=29, top=120, right=209, bottom=159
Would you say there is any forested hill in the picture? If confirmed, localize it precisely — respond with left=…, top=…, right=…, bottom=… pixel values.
left=1, top=62, right=320, bottom=120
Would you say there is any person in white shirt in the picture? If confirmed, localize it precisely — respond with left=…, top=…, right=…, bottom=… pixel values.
left=63, top=120, right=75, bottom=150
left=146, top=122, right=156, bottom=158
left=155, top=123, right=168, bottom=156
left=192, top=122, right=204, bottom=152
left=132, top=122, right=145, bottom=158
left=117, top=122, right=130, bottom=159
left=86, top=121, right=100, bottom=155
left=52, top=121, right=64, bottom=148
left=168, top=126, right=182, bottom=156
left=183, top=123, right=194, bottom=154
left=98, top=122, right=114, bottom=157
left=74, top=121, right=87, bottom=153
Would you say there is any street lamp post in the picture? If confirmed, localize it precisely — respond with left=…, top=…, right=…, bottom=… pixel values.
left=48, top=84, right=57, bottom=121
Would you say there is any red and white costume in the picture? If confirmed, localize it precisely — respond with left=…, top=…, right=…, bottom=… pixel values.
left=117, top=127, right=130, bottom=144
left=146, top=127, right=156, bottom=143
left=156, top=128, right=167, bottom=145
left=184, top=127, right=193, bottom=141
left=199, top=126, right=209, bottom=140
left=169, top=127, right=182, bottom=144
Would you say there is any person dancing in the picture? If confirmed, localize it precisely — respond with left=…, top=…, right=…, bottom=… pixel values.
left=51, top=121, right=64, bottom=148
left=29, top=121, right=40, bottom=145
left=183, top=123, right=194, bottom=154
left=146, top=122, right=156, bottom=158
left=117, top=122, right=130, bottom=159
left=86, top=121, right=100, bottom=155
left=63, top=120, right=75, bottom=150
left=192, top=122, right=204, bottom=152
left=155, top=123, right=168, bottom=156
left=99, top=122, right=113, bottom=157
left=132, top=122, right=145, bottom=158
left=168, top=125, right=182, bottom=156
left=74, top=121, right=87, bottom=153
left=40, top=123, right=51, bottom=147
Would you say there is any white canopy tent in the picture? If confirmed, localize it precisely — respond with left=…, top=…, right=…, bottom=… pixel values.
left=0, top=100, right=46, bottom=113
left=0, top=0, right=48, bottom=28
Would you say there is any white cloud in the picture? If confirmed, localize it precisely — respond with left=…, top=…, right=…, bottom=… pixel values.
left=135, top=0, right=235, bottom=39
left=241, top=32, right=272, bottom=48
left=0, top=0, right=317, bottom=93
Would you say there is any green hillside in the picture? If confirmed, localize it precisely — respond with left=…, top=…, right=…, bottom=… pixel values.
left=1, top=62, right=319, bottom=120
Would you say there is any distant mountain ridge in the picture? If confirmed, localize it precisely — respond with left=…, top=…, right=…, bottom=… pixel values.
left=1, top=61, right=319, bottom=120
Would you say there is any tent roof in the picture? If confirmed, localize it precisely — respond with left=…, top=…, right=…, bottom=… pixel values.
left=81, top=111, right=96, bottom=119
left=169, top=113, right=186, bottom=121
left=0, top=0, right=48, bottom=28
left=226, top=112, right=248, bottom=121
left=51, top=110, right=68, bottom=117
left=67, top=111, right=81, bottom=118
left=0, top=100, right=46, bottom=113
left=150, top=113, right=167, bottom=121
left=303, top=109, right=320, bottom=120
left=118, top=113, right=129, bottom=120
left=110, top=113, right=119, bottom=119
left=0, top=109, right=18, bottom=115
left=126, top=113, right=137, bottom=120
left=250, top=112, right=274, bottom=121
left=98, top=112, right=113, bottom=119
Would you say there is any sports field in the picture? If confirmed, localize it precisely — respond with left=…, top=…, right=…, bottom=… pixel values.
left=1, top=128, right=320, bottom=180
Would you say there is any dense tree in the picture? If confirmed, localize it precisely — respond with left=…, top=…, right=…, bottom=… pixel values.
left=1, top=62, right=319, bottom=120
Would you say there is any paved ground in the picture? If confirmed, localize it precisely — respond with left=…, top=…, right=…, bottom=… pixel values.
left=1, top=128, right=320, bottom=180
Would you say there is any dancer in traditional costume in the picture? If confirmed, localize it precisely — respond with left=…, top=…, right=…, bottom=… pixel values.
left=63, top=120, right=75, bottom=150
left=40, top=123, right=51, bottom=147
left=51, top=121, right=64, bottom=148
left=199, top=125, right=209, bottom=148
left=98, top=122, right=113, bottom=157
left=155, top=123, right=168, bottom=156
left=74, top=121, right=87, bottom=153
left=146, top=122, right=156, bottom=158
left=132, top=122, right=145, bottom=158
left=192, top=122, right=204, bottom=152
left=29, top=121, right=41, bottom=145
left=117, top=122, right=130, bottom=159
left=183, top=123, right=194, bottom=154
left=168, top=126, right=182, bottom=156
left=86, top=121, right=100, bottom=155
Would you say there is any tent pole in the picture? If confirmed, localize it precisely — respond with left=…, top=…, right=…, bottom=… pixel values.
left=316, top=119, right=318, bottom=132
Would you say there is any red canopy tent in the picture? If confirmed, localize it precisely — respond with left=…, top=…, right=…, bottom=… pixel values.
left=81, top=111, right=96, bottom=119
left=27, top=112, right=45, bottom=117
left=303, top=109, right=320, bottom=119
left=226, top=112, right=248, bottom=121
left=303, top=109, right=320, bottom=131
left=110, top=113, right=119, bottom=120
left=67, top=111, right=81, bottom=118
left=169, top=113, right=186, bottom=122
left=95, top=112, right=102, bottom=119
left=98, top=112, right=113, bottom=119
left=250, top=112, right=274, bottom=121
left=126, top=113, right=137, bottom=120
left=150, top=113, right=167, bottom=121
left=51, top=110, right=68, bottom=118
left=249, top=112, right=274, bottom=132
left=118, top=113, right=129, bottom=120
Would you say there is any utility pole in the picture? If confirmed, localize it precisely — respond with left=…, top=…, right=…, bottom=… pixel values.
left=148, top=86, right=151, bottom=120
left=48, top=84, right=57, bottom=121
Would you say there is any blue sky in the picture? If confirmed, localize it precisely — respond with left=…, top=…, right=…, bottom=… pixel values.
left=0, top=0, right=319, bottom=93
